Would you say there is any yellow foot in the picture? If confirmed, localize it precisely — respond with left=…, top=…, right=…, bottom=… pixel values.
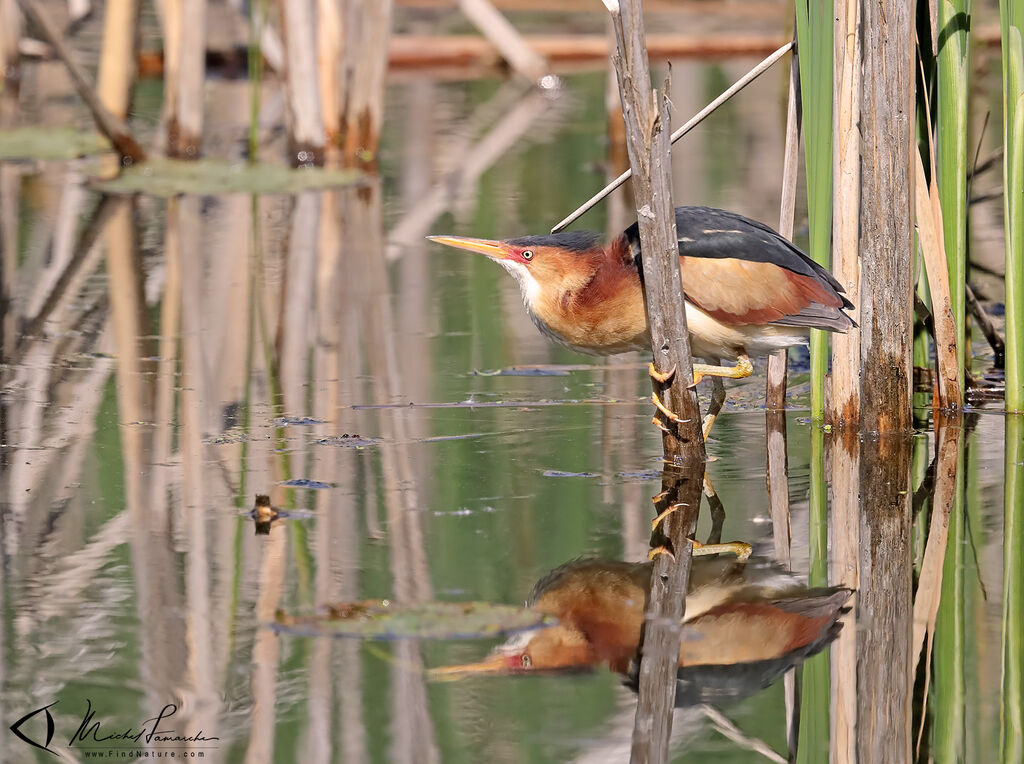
left=691, top=540, right=753, bottom=560
left=651, top=390, right=686, bottom=425
left=651, top=501, right=683, bottom=531
left=648, top=362, right=677, bottom=385
left=648, top=546, right=676, bottom=562
left=691, top=355, right=754, bottom=387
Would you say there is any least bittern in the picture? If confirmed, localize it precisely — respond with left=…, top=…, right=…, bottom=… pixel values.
left=432, top=557, right=852, bottom=704
left=430, top=206, right=855, bottom=436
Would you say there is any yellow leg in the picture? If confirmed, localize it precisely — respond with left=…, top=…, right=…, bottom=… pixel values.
left=691, top=539, right=753, bottom=560
left=647, top=538, right=752, bottom=561
left=691, top=355, right=754, bottom=387
left=702, top=376, right=727, bottom=440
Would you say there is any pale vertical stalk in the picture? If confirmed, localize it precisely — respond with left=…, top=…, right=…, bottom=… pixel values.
left=340, top=0, right=393, bottom=168
left=829, top=0, right=861, bottom=425
left=163, top=0, right=182, bottom=149
left=96, top=0, right=139, bottom=120
left=794, top=0, right=833, bottom=422
left=1001, top=0, right=1024, bottom=410
left=767, top=46, right=801, bottom=413
left=166, top=0, right=206, bottom=157
left=316, top=0, right=342, bottom=149
left=936, top=0, right=972, bottom=390
left=0, top=0, right=21, bottom=100
left=858, top=0, right=915, bottom=433
left=280, top=0, right=326, bottom=165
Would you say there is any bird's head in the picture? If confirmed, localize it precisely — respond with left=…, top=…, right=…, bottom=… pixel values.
left=429, top=624, right=594, bottom=679
left=427, top=231, right=608, bottom=308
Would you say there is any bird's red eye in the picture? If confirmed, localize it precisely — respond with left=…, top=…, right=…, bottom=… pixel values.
left=521, top=250, right=534, bottom=261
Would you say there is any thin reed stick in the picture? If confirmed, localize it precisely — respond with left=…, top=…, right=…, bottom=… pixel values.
left=1001, top=0, right=1024, bottom=410
left=550, top=41, right=793, bottom=233
left=15, top=0, right=146, bottom=162
left=936, top=0, right=972, bottom=392
left=794, top=0, right=832, bottom=423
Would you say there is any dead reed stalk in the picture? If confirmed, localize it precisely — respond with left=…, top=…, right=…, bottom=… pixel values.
left=280, top=0, right=326, bottom=165
left=164, top=0, right=207, bottom=158
left=339, top=0, right=394, bottom=168
left=858, top=0, right=915, bottom=433
left=602, top=0, right=706, bottom=761
left=16, top=0, right=146, bottom=162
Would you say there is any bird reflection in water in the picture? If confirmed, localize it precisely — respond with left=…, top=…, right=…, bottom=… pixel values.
left=433, top=556, right=851, bottom=706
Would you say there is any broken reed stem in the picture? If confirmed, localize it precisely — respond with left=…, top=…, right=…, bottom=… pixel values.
left=280, top=0, right=326, bottom=165
left=550, top=40, right=792, bottom=234
left=16, top=0, right=146, bottom=162
left=603, top=2, right=704, bottom=762
left=858, top=0, right=914, bottom=433
left=165, top=0, right=206, bottom=158
left=339, top=0, right=394, bottom=168
left=458, top=0, right=548, bottom=83
left=766, top=41, right=801, bottom=412
left=913, top=144, right=963, bottom=410
left=829, top=0, right=861, bottom=427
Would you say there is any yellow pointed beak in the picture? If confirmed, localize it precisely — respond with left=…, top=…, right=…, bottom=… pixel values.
left=428, top=651, right=510, bottom=681
left=427, top=235, right=508, bottom=260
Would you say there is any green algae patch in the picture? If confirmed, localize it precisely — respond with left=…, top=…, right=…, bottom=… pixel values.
left=272, top=600, right=555, bottom=640
left=0, top=128, right=110, bottom=160
left=93, top=158, right=363, bottom=196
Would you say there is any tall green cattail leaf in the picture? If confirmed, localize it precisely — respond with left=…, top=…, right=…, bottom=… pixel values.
left=794, top=0, right=833, bottom=421
left=1002, top=0, right=1024, bottom=411
left=936, top=0, right=971, bottom=392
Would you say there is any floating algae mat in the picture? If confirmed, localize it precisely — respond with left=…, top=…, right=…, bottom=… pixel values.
left=94, top=158, right=364, bottom=196
left=0, top=127, right=110, bottom=160
left=273, top=600, right=555, bottom=640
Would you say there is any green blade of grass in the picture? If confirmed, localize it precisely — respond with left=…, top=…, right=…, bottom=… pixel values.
left=936, top=0, right=972, bottom=391
left=1002, top=1, right=1024, bottom=410
left=794, top=0, right=833, bottom=422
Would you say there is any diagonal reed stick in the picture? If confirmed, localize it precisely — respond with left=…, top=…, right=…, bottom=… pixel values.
left=550, top=40, right=792, bottom=233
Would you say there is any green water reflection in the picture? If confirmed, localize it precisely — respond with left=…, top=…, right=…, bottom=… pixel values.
left=0, top=64, right=1020, bottom=763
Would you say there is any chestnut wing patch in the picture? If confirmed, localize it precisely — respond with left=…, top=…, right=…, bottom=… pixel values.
left=680, top=256, right=849, bottom=329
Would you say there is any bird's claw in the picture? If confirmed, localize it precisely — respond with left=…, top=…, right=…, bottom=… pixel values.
left=651, top=502, right=683, bottom=531
left=648, top=362, right=677, bottom=385
left=648, top=546, right=676, bottom=562
left=651, top=392, right=684, bottom=424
